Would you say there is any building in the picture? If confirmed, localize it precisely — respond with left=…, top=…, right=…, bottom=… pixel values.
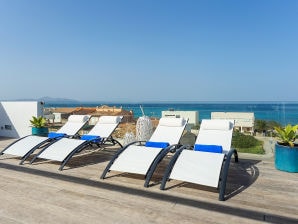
left=211, top=112, right=255, bottom=135
left=47, top=105, right=134, bottom=125
left=46, top=107, right=97, bottom=123
left=90, top=105, right=134, bottom=123
left=0, top=101, right=44, bottom=138
left=161, top=110, right=199, bottom=130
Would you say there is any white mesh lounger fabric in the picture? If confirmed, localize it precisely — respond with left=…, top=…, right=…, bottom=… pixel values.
left=160, top=119, right=238, bottom=201
left=101, top=117, right=188, bottom=187
left=30, top=116, right=123, bottom=170
left=0, top=115, right=91, bottom=164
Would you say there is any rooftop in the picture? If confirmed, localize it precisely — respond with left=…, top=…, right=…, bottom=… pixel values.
left=0, top=137, right=297, bottom=224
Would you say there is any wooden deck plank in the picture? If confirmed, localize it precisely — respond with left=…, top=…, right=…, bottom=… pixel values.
left=0, top=137, right=297, bottom=224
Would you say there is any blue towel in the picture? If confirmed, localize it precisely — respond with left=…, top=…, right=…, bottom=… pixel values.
left=81, top=135, right=101, bottom=143
left=194, top=144, right=223, bottom=153
left=48, top=132, right=67, bottom=139
left=145, top=141, right=170, bottom=148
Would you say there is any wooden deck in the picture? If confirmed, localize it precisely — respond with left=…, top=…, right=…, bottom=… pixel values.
left=0, top=137, right=297, bottom=224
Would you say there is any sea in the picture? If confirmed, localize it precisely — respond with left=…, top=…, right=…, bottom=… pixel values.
left=44, top=102, right=298, bottom=126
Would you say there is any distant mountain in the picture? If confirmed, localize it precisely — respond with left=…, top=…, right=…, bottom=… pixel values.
left=7, top=97, right=78, bottom=103
left=38, top=97, right=80, bottom=104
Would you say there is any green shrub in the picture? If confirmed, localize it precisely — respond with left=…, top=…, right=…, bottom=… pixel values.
left=30, top=116, right=47, bottom=128
left=232, top=132, right=265, bottom=154
left=274, top=124, right=298, bottom=147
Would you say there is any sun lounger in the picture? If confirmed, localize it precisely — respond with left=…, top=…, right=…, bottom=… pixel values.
left=0, top=115, right=91, bottom=164
left=101, top=117, right=188, bottom=187
left=160, top=119, right=238, bottom=201
left=30, top=116, right=123, bottom=170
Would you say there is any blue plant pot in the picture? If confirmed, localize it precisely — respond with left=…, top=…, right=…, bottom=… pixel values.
left=32, top=127, right=49, bottom=137
left=275, top=144, right=298, bottom=173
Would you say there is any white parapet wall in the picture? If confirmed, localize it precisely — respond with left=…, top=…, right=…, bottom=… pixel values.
left=0, top=101, right=44, bottom=138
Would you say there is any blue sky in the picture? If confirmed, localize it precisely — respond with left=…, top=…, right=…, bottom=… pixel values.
left=0, top=0, right=297, bottom=102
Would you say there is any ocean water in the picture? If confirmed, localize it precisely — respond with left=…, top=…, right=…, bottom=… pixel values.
left=44, top=102, right=298, bottom=126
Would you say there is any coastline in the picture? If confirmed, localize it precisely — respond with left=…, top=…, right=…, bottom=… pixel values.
left=44, top=102, right=298, bottom=125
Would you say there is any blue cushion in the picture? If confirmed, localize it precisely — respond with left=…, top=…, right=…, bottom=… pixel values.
left=80, top=135, right=101, bottom=143
left=48, top=132, right=67, bottom=139
left=194, top=144, right=223, bottom=153
left=145, top=141, right=170, bottom=148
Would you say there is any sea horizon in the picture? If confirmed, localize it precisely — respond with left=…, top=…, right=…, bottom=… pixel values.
left=3, top=96, right=298, bottom=105
left=41, top=100, right=298, bottom=126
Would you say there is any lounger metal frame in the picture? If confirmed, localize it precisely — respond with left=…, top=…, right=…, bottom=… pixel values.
left=0, top=134, right=72, bottom=165
left=160, top=145, right=238, bottom=201
left=0, top=115, right=91, bottom=164
left=30, top=135, right=123, bottom=171
left=100, top=140, right=182, bottom=187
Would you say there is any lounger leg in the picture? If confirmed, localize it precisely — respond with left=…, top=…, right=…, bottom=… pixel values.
left=20, top=148, right=37, bottom=164
left=109, top=137, right=123, bottom=148
left=30, top=153, right=40, bottom=164
left=29, top=139, right=58, bottom=164
left=58, top=143, right=90, bottom=171
left=19, top=139, right=52, bottom=165
left=160, top=146, right=186, bottom=190
left=218, top=149, right=238, bottom=201
left=112, top=139, right=123, bottom=148
left=102, top=137, right=123, bottom=148
left=100, top=148, right=125, bottom=179
left=234, top=150, right=239, bottom=163
left=144, top=146, right=174, bottom=187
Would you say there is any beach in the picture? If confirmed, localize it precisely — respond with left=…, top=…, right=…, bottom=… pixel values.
left=0, top=137, right=297, bottom=224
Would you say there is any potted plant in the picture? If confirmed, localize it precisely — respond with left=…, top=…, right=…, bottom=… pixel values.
left=30, top=116, right=49, bottom=137
left=274, top=124, right=298, bottom=172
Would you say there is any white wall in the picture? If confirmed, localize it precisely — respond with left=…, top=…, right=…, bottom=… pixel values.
left=0, top=101, right=44, bottom=138
left=162, top=110, right=199, bottom=127
left=46, top=112, right=62, bottom=123
left=211, top=112, right=255, bottom=128
left=211, top=112, right=255, bottom=135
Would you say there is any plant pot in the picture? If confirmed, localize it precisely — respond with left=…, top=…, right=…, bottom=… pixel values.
left=32, top=127, right=49, bottom=137
left=275, top=144, right=298, bottom=173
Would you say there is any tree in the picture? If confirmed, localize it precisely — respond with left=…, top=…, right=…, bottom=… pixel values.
left=254, top=120, right=267, bottom=133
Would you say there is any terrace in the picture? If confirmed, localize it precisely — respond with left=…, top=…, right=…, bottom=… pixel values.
left=0, top=137, right=297, bottom=224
